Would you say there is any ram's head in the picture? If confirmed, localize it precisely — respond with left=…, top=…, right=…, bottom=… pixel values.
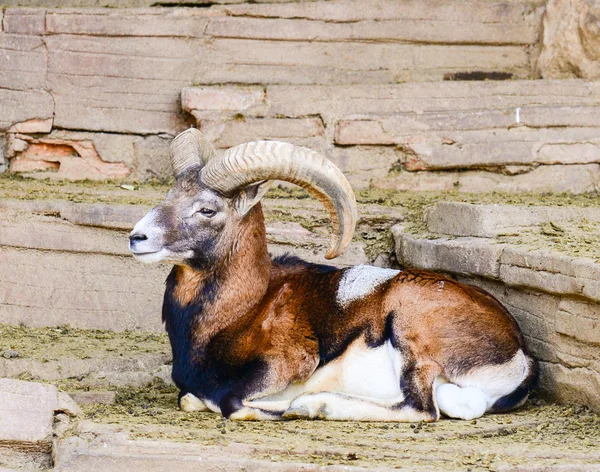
left=129, top=128, right=357, bottom=269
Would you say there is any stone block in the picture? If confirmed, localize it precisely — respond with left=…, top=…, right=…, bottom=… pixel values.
left=205, top=14, right=538, bottom=44
left=3, top=8, right=46, bottom=35
left=500, top=246, right=578, bottom=277
left=556, top=299, right=600, bottom=346
left=427, top=202, right=600, bottom=238
left=9, top=135, right=130, bottom=180
left=0, top=89, right=54, bottom=132
left=395, top=231, right=503, bottom=278
left=182, top=86, right=266, bottom=116
left=206, top=40, right=531, bottom=84
left=499, top=265, right=583, bottom=297
left=458, top=164, right=600, bottom=194
left=0, top=246, right=168, bottom=332
left=198, top=117, right=325, bottom=148
left=68, top=391, right=117, bottom=406
left=47, top=35, right=195, bottom=134
left=327, top=146, right=401, bottom=189
left=0, top=379, right=79, bottom=446
left=537, top=0, right=600, bottom=79
left=0, top=34, right=47, bottom=90
left=132, top=135, right=172, bottom=181
left=540, top=361, right=600, bottom=413
left=373, top=171, right=459, bottom=192
left=266, top=81, right=600, bottom=120
left=225, top=0, right=544, bottom=26
left=46, top=8, right=209, bottom=37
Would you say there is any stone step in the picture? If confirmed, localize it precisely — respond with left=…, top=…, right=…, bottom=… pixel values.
left=182, top=80, right=600, bottom=192
left=426, top=201, right=600, bottom=238
left=0, top=379, right=80, bottom=470
left=393, top=201, right=600, bottom=413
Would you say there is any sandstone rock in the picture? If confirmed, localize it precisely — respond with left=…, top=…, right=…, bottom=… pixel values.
left=0, top=379, right=79, bottom=445
left=198, top=117, right=325, bottom=148
left=46, top=8, right=210, bottom=37
left=8, top=135, right=130, bottom=180
left=182, top=86, right=266, bottom=116
left=0, top=246, right=168, bottom=332
left=132, top=135, right=172, bottom=181
left=3, top=8, right=46, bottom=35
left=0, top=355, right=171, bottom=385
left=47, top=35, right=193, bottom=135
left=373, top=171, right=459, bottom=192
left=556, top=299, right=600, bottom=345
left=205, top=14, right=538, bottom=45
left=538, top=0, right=600, bottom=79
left=0, top=34, right=46, bottom=90
left=327, top=146, right=402, bottom=189
left=427, top=202, right=600, bottom=238
left=499, top=265, right=583, bottom=297
left=200, top=39, right=532, bottom=85
left=8, top=118, right=53, bottom=134
left=224, top=0, right=544, bottom=26
left=394, top=230, right=504, bottom=278
left=0, top=89, right=54, bottom=132
left=458, top=164, right=600, bottom=194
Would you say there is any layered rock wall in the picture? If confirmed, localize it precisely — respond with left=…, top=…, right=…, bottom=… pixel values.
left=0, top=0, right=556, bottom=189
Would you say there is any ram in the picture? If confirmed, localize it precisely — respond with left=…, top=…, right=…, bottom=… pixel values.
left=129, top=128, right=538, bottom=422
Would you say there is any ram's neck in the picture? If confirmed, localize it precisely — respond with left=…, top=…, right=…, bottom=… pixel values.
left=166, top=204, right=271, bottom=346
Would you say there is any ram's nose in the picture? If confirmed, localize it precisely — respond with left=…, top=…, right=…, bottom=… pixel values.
left=129, top=232, right=148, bottom=245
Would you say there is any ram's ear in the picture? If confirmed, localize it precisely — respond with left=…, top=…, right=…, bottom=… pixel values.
left=233, top=180, right=273, bottom=216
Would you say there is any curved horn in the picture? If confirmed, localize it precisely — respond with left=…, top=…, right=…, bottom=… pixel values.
left=170, top=127, right=217, bottom=177
left=201, top=141, right=357, bottom=259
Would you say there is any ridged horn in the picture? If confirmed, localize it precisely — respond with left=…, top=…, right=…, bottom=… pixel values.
left=170, top=127, right=217, bottom=177
left=201, top=141, right=357, bottom=259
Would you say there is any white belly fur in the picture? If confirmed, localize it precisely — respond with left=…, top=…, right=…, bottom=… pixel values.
left=249, top=336, right=405, bottom=410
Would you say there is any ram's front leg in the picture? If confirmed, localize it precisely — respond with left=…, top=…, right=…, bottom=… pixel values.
left=220, top=359, right=301, bottom=421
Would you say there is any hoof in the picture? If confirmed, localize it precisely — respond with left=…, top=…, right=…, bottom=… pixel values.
left=282, top=406, right=312, bottom=420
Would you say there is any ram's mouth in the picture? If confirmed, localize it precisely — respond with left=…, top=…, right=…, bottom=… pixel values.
left=131, top=249, right=168, bottom=264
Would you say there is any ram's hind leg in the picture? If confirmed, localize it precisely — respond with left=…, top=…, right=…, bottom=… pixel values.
left=283, top=362, right=441, bottom=422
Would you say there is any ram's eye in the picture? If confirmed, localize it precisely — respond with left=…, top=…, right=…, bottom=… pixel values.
left=198, top=208, right=216, bottom=218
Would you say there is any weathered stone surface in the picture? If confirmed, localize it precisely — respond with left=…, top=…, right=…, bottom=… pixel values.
left=46, top=34, right=193, bottom=135
left=0, top=355, right=171, bottom=386
left=68, top=391, right=116, bottom=406
left=54, top=432, right=376, bottom=472
left=46, top=8, right=211, bottom=37
left=0, top=34, right=46, bottom=90
left=200, top=40, right=532, bottom=85
left=265, top=81, right=600, bottom=119
left=182, top=86, right=266, bottom=116
left=373, top=171, right=459, bottom=192
left=327, top=146, right=401, bottom=189
left=395, top=230, right=504, bottom=278
left=0, top=379, right=79, bottom=446
left=427, top=202, right=600, bottom=237
left=556, top=299, right=600, bottom=346
left=132, top=134, right=172, bottom=181
left=457, top=164, right=600, bottom=194
left=0, top=89, right=54, bottom=132
left=335, top=116, right=600, bottom=169
left=0, top=245, right=169, bottom=332
left=224, top=0, right=545, bottom=26
left=538, top=0, right=600, bottom=79
left=3, top=8, right=46, bottom=35
left=8, top=134, right=131, bottom=180
left=499, top=265, right=584, bottom=298
left=205, top=14, right=539, bottom=45
left=199, top=117, right=325, bottom=148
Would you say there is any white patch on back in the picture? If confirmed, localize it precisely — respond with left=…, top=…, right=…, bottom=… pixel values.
left=336, top=265, right=400, bottom=307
